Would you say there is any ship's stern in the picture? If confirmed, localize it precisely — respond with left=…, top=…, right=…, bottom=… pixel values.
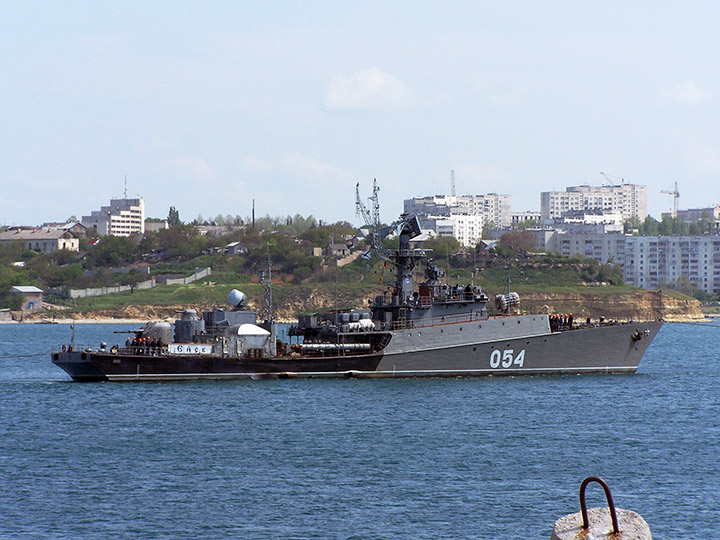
left=52, top=351, right=108, bottom=382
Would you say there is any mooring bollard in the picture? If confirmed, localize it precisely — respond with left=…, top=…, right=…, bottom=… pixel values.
left=550, top=476, right=652, bottom=540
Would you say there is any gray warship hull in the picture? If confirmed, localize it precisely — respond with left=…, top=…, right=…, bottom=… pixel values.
left=51, top=210, right=663, bottom=383
left=52, top=316, right=662, bottom=382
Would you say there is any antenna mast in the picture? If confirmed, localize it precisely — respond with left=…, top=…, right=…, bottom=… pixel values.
left=124, top=175, right=128, bottom=199
left=451, top=170, right=456, bottom=198
left=258, top=243, right=273, bottom=323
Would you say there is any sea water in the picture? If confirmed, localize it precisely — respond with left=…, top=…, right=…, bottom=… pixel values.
left=0, top=322, right=719, bottom=539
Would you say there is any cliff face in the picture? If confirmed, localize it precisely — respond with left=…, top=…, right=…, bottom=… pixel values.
left=45, top=287, right=702, bottom=323
left=519, top=290, right=702, bottom=322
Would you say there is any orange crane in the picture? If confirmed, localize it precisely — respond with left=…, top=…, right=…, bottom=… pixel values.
left=660, top=182, right=680, bottom=219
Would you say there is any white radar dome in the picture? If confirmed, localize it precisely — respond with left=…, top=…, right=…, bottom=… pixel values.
left=227, top=289, right=247, bottom=308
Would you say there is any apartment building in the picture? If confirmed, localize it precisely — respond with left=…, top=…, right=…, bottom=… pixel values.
left=623, top=236, right=720, bottom=293
left=419, top=214, right=484, bottom=247
left=539, top=230, right=720, bottom=294
left=511, top=211, right=541, bottom=225
left=81, top=198, right=145, bottom=237
left=541, top=184, right=647, bottom=222
left=404, top=192, right=511, bottom=243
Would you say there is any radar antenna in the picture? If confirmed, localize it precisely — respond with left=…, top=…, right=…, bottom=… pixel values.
left=356, top=179, right=392, bottom=261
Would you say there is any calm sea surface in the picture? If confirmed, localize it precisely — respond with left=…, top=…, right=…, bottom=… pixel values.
left=1, top=322, right=719, bottom=539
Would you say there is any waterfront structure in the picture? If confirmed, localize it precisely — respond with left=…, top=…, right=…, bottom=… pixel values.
left=541, top=184, right=647, bottom=222
left=0, top=229, right=79, bottom=253
left=81, top=198, right=145, bottom=237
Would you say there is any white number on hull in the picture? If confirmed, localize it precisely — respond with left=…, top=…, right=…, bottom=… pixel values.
left=489, top=349, right=525, bottom=369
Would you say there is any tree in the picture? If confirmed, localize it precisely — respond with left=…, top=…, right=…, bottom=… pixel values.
left=498, top=230, right=536, bottom=257
left=167, top=206, right=181, bottom=228
left=482, top=221, right=496, bottom=239
left=642, top=216, right=659, bottom=236
left=119, top=269, right=144, bottom=293
left=624, top=216, right=641, bottom=234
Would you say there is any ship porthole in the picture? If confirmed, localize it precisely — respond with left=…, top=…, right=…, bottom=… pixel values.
left=473, top=347, right=477, bottom=351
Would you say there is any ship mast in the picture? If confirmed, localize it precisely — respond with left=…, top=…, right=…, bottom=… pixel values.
left=259, top=242, right=273, bottom=323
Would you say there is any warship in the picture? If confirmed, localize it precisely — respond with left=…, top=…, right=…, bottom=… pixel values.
left=52, top=203, right=663, bottom=382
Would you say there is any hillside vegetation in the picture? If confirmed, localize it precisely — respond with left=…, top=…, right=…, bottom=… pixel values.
left=0, top=217, right=702, bottom=321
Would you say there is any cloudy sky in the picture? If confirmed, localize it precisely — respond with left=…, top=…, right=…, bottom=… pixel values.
left=2, top=1, right=719, bottom=227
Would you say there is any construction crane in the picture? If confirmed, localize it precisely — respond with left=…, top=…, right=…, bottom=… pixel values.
left=660, top=181, right=680, bottom=219
left=355, top=179, right=391, bottom=261
left=600, top=171, right=625, bottom=186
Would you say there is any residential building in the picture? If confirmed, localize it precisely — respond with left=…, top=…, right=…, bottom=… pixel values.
left=661, top=206, right=720, bottom=233
left=404, top=192, right=511, bottom=242
left=144, top=219, right=169, bottom=233
left=419, top=214, right=483, bottom=247
left=535, top=229, right=720, bottom=294
left=41, top=222, right=87, bottom=238
left=541, top=184, right=647, bottom=222
left=11, top=286, right=43, bottom=310
left=81, top=198, right=145, bottom=237
left=0, top=229, right=79, bottom=253
left=511, top=211, right=541, bottom=226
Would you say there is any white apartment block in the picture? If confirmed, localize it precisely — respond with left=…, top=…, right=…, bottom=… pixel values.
left=623, top=236, right=720, bottom=293
left=404, top=193, right=511, bottom=230
left=511, top=211, right=541, bottom=225
left=541, top=184, right=647, bottom=222
left=420, top=214, right=484, bottom=247
left=541, top=230, right=720, bottom=294
left=551, top=232, right=627, bottom=266
left=82, top=198, right=145, bottom=237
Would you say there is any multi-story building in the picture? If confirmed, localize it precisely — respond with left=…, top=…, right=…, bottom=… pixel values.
left=0, top=229, right=79, bottom=253
left=541, top=184, right=647, bottom=222
left=623, top=236, right=720, bottom=293
left=660, top=206, right=720, bottom=233
left=511, top=211, right=541, bottom=226
left=81, top=198, right=145, bottom=237
left=404, top=192, right=511, bottom=238
left=536, top=229, right=720, bottom=294
left=419, top=214, right=484, bottom=247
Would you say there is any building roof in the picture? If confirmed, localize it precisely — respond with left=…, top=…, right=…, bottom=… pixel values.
left=0, top=229, right=74, bottom=241
left=11, top=286, right=43, bottom=294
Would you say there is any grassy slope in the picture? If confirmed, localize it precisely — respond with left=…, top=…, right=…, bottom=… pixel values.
left=51, top=255, right=692, bottom=317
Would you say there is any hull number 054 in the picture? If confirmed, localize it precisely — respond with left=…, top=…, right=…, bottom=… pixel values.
left=489, top=349, right=525, bottom=369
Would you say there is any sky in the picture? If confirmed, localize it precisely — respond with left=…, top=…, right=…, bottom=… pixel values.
left=2, top=1, right=720, bottom=227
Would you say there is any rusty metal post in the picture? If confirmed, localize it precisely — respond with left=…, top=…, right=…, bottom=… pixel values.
left=550, top=476, right=652, bottom=540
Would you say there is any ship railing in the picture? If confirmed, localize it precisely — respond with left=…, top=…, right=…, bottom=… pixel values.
left=116, top=345, right=169, bottom=356
left=389, top=311, right=485, bottom=331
